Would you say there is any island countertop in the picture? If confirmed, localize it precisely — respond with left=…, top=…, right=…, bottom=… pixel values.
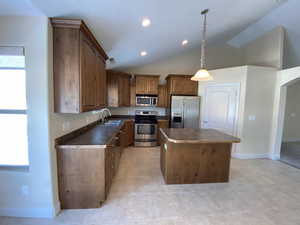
left=160, top=128, right=240, bottom=144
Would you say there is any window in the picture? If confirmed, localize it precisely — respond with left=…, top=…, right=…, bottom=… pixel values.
left=0, top=47, right=29, bottom=166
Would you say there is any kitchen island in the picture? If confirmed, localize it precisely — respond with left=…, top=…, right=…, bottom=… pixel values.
left=160, top=128, right=240, bottom=184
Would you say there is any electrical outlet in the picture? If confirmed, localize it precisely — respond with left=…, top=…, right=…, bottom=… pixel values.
left=62, top=121, right=70, bottom=131
left=21, top=185, right=29, bottom=197
left=248, top=115, right=256, bottom=121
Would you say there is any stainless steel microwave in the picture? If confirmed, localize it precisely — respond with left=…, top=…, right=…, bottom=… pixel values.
left=136, top=96, right=158, bottom=106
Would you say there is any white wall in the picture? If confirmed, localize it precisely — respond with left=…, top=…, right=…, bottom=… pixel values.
left=125, top=44, right=243, bottom=83
left=282, top=81, right=300, bottom=142
left=241, top=66, right=277, bottom=156
left=0, top=16, right=56, bottom=218
left=0, top=15, right=103, bottom=219
left=228, top=0, right=300, bottom=69
left=241, top=27, right=284, bottom=69
left=198, top=66, right=277, bottom=158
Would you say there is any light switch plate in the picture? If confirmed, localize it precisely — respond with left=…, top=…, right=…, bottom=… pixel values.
left=62, top=121, right=70, bottom=131
left=248, top=115, right=256, bottom=121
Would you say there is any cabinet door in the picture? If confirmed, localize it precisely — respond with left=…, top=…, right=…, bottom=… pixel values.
left=127, top=120, right=134, bottom=146
left=81, top=38, right=97, bottom=111
left=130, top=80, right=136, bottom=106
left=169, top=77, right=198, bottom=95
left=158, top=120, right=169, bottom=145
left=118, top=75, right=131, bottom=106
left=121, top=120, right=134, bottom=147
left=158, top=85, right=168, bottom=107
left=95, top=55, right=106, bottom=108
left=147, top=77, right=159, bottom=95
left=135, top=76, right=148, bottom=94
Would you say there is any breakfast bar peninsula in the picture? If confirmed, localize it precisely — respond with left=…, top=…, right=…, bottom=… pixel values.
left=159, top=128, right=240, bottom=184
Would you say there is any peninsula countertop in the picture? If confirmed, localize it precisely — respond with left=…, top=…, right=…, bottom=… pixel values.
left=160, top=128, right=240, bottom=144
left=58, top=120, right=125, bottom=148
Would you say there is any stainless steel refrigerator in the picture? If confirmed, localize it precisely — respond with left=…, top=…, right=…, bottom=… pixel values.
left=170, top=96, right=200, bottom=129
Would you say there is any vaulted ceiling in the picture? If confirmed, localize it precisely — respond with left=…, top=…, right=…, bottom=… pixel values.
left=0, top=0, right=286, bottom=69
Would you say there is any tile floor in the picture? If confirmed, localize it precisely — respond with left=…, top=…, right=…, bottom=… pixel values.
left=1, top=147, right=300, bottom=225
left=281, top=142, right=300, bottom=169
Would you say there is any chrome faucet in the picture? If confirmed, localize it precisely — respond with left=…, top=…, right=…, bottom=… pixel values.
left=100, top=108, right=111, bottom=122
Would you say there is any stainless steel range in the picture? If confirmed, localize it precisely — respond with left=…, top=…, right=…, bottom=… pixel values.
left=134, top=110, right=158, bottom=147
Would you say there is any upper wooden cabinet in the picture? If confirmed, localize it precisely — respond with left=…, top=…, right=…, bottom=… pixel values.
left=51, top=18, right=108, bottom=113
left=135, top=75, right=160, bottom=95
left=166, top=75, right=198, bottom=96
left=158, top=85, right=168, bottom=108
left=107, top=70, right=131, bottom=107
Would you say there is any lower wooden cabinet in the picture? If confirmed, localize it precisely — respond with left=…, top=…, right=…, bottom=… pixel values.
left=158, top=120, right=169, bottom=145
left=57, top=131, right=122, bottom=209
left=56, top=121, right=135, bottom=209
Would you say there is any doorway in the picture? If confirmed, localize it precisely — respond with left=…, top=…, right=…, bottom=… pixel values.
left=280, top=80, right=300, bottom=168
left=201, top=83, right=240, bottom=136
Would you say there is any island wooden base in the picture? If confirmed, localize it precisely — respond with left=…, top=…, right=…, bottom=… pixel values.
left=160, top=140, right=232, bottom=184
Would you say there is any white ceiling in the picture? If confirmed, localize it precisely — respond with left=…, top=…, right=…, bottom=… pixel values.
left=1, top=0, right=285, bottom=69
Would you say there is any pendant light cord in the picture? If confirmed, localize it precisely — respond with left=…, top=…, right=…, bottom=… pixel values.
left=200, top=9, right=208, bottom=69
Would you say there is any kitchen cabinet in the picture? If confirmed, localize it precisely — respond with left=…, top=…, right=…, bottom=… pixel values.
left=51, top=18, right=108, bottom=113
left=166, top=75, right=198, bottom=96
left=57, top=125, right=124, bottom=209
left=135, top=75, right=160, bottom=95
left=130, top=80, right=136, bottom=106
left=120, top=120, right=134, bottom=147
left=126, top=120, right=135, bottom=146
left=158, top=85, right=168, bottom=107
left=107, top=70, right=131, bottom=107
left=158, top=119, right=169, bottom=145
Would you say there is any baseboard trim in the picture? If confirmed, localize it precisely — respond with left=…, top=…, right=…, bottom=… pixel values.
left=0, top=201, right=61, bottom=218
left=269, top=154, right=280, bottom=160
left=232, top=153, right=270, bottom=159
left=282, top=139, right=300, bottom=143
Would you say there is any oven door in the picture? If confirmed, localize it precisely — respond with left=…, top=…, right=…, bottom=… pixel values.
left=135, top=123, right=157, bottom=139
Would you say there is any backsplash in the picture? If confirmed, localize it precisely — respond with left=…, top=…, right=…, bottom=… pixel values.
left=109, top=107, right=167, bottom=116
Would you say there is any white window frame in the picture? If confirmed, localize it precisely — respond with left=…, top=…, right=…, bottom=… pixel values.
left=0, top=47, right=29, bottom=169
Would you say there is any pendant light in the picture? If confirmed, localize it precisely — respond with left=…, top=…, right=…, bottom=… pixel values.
left=191, top=9, right=213, bottom=81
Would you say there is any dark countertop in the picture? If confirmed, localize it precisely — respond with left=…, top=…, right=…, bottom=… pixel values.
left=58, top=120, right=125, bottom=148
left=160, top=128, right=240, bottom=144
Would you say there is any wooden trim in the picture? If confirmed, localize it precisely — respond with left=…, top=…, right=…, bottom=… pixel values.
left=50, top=18, right=108, bottom=61
left=134, top=74, right=160, bottom=78
left=165, top=74, right=193, bottom=80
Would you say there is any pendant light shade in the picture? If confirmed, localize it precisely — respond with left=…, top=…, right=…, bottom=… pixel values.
left=191, top=9, right=213, bottom=82
left=191, top=69, right=213, bottom=81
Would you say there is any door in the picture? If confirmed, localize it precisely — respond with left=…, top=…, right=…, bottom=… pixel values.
left=202, top=83, right=239, bottom=135
left=183, top=97, right=200, bottom=129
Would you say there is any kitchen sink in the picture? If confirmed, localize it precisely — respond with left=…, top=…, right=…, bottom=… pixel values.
left=103, top=120, right=122, bottom=126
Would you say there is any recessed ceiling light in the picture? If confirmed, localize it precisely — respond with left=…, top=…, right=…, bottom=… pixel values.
left=182, top=40, right=188, bottom=46
left=142, top=18, right=151, bottom=27
left=140, top=51, right=147, bottom=56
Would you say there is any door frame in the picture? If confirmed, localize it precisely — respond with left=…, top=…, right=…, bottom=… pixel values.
left=201, top=82, right=241, bottom=138
left=269, top=67, right=300, bottom=160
